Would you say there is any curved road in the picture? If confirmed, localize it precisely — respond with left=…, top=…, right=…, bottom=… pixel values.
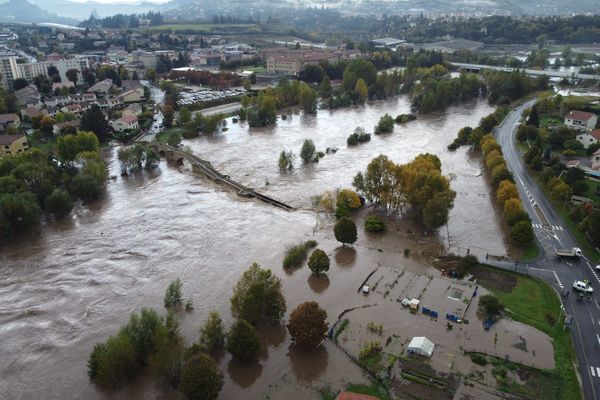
left=497, top=101, right=600, bottom=400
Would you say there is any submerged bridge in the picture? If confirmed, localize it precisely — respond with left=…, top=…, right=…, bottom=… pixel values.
left=143, top=141, right=294, bottom=211
left=450, top=62, right=600, bottom=81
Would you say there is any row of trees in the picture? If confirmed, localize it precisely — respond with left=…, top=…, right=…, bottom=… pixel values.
left=352, top=154, right=456, bottom=230
left=0, top=132, right=106, bottom=237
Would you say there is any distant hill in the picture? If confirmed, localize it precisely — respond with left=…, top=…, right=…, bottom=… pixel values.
left=27, top=0, right=162, bottom=20
left=0, top=0, right=79, bottom=24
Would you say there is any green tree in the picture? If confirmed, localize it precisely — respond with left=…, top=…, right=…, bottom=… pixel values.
left=166, top=130, right=182, bottom=147
left=422, top=193, right=453, bottom=230
left=179, top=353, right=224, bottom=400
left=87, top=331, right=139, bottom=388
left=178, top=107, right=191, bottom=125
left=299, top=85, right=317, bottom=115
left=199, top=312, right=225, bottom=353
left=479, top=294, right=505, bottom=317
left=0, top=192, right=41, bottom=236
left=230, top=263, right=286, bottom=324
left=66, top=68, right=79, bottom=84
left=226, top=319, right=260, bottom=361
left=510, top=220, right=534, bottom=243
left=44, top=188, right=73, bottom=217
left=81, top=104, right=109, bottom=141
left=164, top=278, right=183, bottom=308
left=374, top=113, right=394, bottom=134
left=287, top=301, right=328, bottom=349
left=300, top=139, right=316, bottom=164
left=13, top=78, right=27, bottom=90
left=163, top=105, right=175, bottom=128
left=307, top=248, right=330, bottom=274
left=365, top=215, right=385, bottom=232
left=334, top=217, right=357, bottom=246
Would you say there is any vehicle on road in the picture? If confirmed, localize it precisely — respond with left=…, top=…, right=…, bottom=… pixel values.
left=573, top=280, right=593, bottom=293
left=555, top=247, right=583, bottom=258
left=595, top=265, right=600, bottom=272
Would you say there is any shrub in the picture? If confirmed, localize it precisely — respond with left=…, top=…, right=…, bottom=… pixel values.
left=358, top=341, right=382, bottom=361
left=365, top=215, right=386, bottom=232
left=179, top=353, right=223, bottom=400
left=226, top=319, right=260, bottom=361
left=44, top=188, right=73, bottom=217
left=278, top=150, right=294, bottom=171
left=300, top=139, right=316, bottom=163
left=456, top=255, right=478, bottom=275
left=164, top=278, right=183, bottom=308
left=283, top=241, right=317, bottom=268
left=347, top=127, right=371, bottom=146
left=199, top=312, right=225, bottom=353
left=307, top=248, right=330, bottom=274
left=88, top=331, right=139, bottom=388
left=470, top=353, right=488, bottom=366
left=374, top=113, right=394, bottom=134
left=395, top=113, right=417, bottom=123
left=479, top=294, right=504, bottom=317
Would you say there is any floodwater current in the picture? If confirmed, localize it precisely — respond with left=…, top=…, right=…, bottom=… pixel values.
left=0, top=96, right=506, bottom=400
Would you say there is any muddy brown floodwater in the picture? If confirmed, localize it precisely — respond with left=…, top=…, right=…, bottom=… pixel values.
left=0, top=97, right=507, bottom=400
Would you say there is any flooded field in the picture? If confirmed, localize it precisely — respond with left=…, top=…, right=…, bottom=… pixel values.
left=0, top=96, right=508, bottom=399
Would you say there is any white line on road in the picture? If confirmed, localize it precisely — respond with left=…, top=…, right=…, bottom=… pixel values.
left=553, top=271, right=564, bottom=289
left=596, top=334, right=600, bottom=346
left=596, top=367, right=600, bottom=377
left=595, top=299, right=600, bottom=311
left=592, top=366, right=596, bottom=377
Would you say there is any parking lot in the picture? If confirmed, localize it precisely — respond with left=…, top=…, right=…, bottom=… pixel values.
left=178, top=87, right=244, bottom=107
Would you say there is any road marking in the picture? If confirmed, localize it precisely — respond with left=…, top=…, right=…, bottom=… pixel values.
left=592, top=366, right=596, bottom=377
left=597, top=367, right=600, bottom=377
left=595, top=299, right=600, bottom=311
left=553, top=271, right=564, bottom=289
left=597, top=334, right=600, bottom=346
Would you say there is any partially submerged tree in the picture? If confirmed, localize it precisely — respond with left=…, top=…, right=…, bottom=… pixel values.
left=287, top=301, right=328, bottom=349
left=334, top=218, right=357, bottom=246
left=199, top=312, right=225, bottom=353
left=164, top=278, right=183, bottom=308
left=226, top=319, right=260, bottom=361
left=307, top=248, right=330, bottom=274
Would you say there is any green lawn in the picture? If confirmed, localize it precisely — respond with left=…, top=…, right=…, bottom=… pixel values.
left=478, top=264, right=581, bottom=400
left=521, top=240, right=541, bottom=261
left=539, top=115, right=562, bottom=129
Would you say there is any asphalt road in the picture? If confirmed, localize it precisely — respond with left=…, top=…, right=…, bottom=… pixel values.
left=496, top=100, right=600, bottom=400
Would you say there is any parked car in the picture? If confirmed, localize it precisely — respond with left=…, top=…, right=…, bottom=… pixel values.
left=573, top=280, right=593, bottom=293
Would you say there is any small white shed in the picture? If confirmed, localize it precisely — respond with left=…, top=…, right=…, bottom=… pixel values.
left=407, top=336, right=435, bottom=358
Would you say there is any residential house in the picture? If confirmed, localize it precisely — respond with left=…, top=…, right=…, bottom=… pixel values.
left=60, top=103, right=87, bottom=116
left=52, top=81, right=74, bottom=91
left=53, top=120, right=80, bottom=136
left=87, top=79, right=113, bottom=94
left=55, top=95, right=72, bottom=107
left=592, top=148, right=600, bottom=171
left=44, top=97, right=60, bottom=108
left=121, top=80, right=141, bottom=91
left=564, top=110, right=598, bottom=131
left=576, top=129, right=600, bottom=149
left=14, top=84, right=40, bottom=106
left=122, top=103, right=142, bottom=117
left=0, top=113, right=20, bottom=131
left=111, top=115, right=138, bottom=132
left=0, top=134, right=29, bottom=157
left=42, top=106, right=60, bottom=117
left=20, top=106, right=42, bottom=120
left=118, top=87, right=144, bottom=103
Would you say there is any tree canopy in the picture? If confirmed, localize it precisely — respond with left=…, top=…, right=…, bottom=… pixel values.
left=287, top=301, right=328, bottom=349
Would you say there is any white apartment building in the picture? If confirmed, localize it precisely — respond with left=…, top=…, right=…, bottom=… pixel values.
left=0, top=56, right=90, bottom=89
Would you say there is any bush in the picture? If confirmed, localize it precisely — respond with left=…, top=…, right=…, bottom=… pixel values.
left=511, top=220, right=534, bottom=244
left=164, top=278, right=183, bottom=308
left=283, top=241, right=317, bottom=268
left=374, top=113, right=394, bottom=134
left=287, top=301, right=328, bottom=349
left=278, top=150, right=294, bottom=171
left=307, top=248, right=330, bottom=274
left=179, top=353, right=223, bottom=400
left=44, top=188, right=73, bottom=217
left=199, top=312, right=225, bottom=353
left=347, top=127, right=371, bottom=146
left=226, top=319, right=260, bottom=361
left=365, top=215, right=386, bottom=232
left=456, top=255, right=478, bottom=275
left=88, top=331, right=139, bottom=388
left=470, top=353, right=488, bottom=366
left=479, top=294, right=504, bottom=317
left=300, top=139, right=316, bottom=163
left=395, top=113, right=417, bottom=123
left=70, top=174, right=102, bottom=202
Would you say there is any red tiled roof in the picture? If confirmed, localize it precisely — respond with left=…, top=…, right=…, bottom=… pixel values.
left=337, top=391, right=380, bottom=400
left=120, top=115, right=137, bottom=124
left=568, top=110, right=597, bottom=122
left=591, top=129, right=600, bottom=140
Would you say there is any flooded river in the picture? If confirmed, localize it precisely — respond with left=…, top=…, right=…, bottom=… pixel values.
left=0, top=96, right=506, bottom=400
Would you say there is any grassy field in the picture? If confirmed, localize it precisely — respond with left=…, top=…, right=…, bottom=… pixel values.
left=476, top=264, right=581, bottom=400
left=153, top=23, right=259, bottom=32
left=539, top=115, right=562, bottom=128
left=521, top=240, right=541, bottom=260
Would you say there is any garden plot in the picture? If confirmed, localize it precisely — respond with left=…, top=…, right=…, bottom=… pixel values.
left=333, top=265, right=555, bottom=399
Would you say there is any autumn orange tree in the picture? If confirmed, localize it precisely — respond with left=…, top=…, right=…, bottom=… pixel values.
left=287, top=302, right=328, bottom=349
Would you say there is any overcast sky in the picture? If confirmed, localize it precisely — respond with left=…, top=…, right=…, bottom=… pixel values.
left=69, top=0, right=170, bottom=3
